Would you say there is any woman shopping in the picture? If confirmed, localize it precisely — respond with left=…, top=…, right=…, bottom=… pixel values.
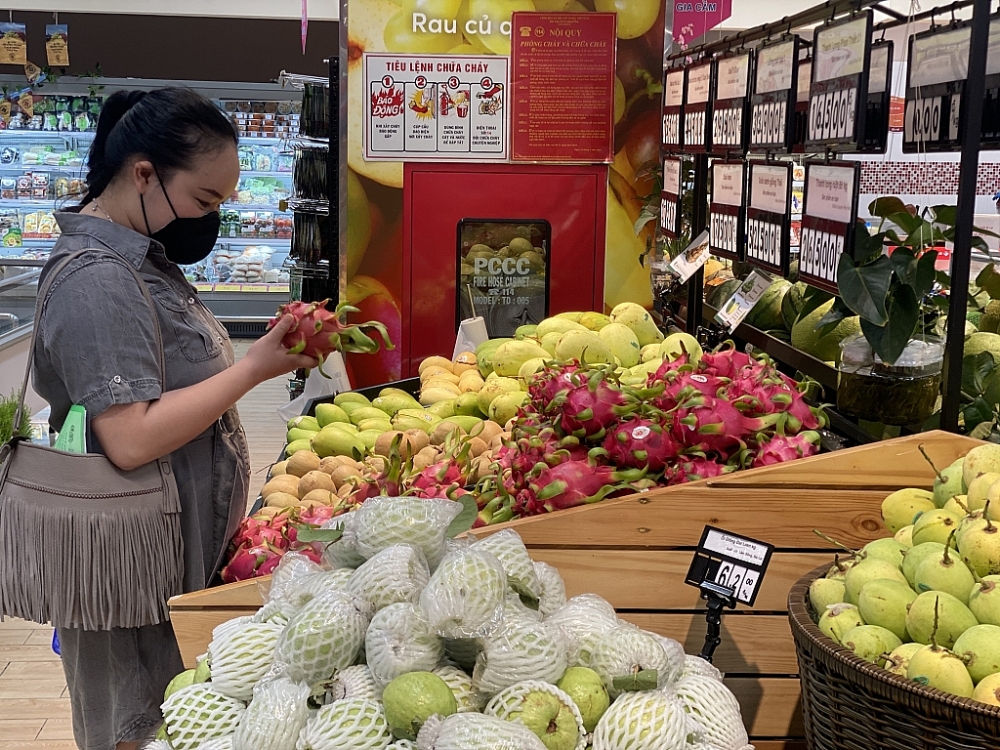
left=28, top=88, right=316, bottom=750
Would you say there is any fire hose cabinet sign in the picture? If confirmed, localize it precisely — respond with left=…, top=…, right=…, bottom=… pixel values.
left=458, top=219, right=552, bottom=338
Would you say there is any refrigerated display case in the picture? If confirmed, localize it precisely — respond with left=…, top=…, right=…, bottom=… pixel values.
left=0, top=76, right=303, bottom=335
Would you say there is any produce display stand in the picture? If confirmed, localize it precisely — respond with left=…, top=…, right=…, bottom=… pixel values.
left=169, top=430, right=980, bottom=748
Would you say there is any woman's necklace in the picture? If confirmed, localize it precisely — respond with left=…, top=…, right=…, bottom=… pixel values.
left=91, top=200, right=114, bottom=223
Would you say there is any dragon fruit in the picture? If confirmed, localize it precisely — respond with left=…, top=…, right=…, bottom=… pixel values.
left=668, top=457, right=736, bottom=485
left=752, top=431, right=821, bottom=467
left=221, top=543, right=283, bottom=583
left=534, top=366, right=630, bottom=440
left=699, top=344, right=755, bottom=379
left=670, top=396, right=756, bottom=457
left=527, top=362, right=583, bottom=413
left=268, top=298, right=393, bottom=375
left=652, top=369, right=728, bottom=410
left=725, top=361, right=824, bottom=433
left=602, top=417, right=680, bottom=473
left=527, top=459, right=641, bottom=512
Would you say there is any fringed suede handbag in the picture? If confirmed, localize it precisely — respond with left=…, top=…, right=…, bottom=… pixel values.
left=0, top=248, right=184, bottom=631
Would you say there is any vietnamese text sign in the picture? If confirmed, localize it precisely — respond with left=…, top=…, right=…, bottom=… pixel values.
left=714, top=270, right=773, bottom=332
left=662, top=68, right=685, bottom=151
left=684, top=61, right=712, bottom=153
left=982, top=14, right=1000, bottom=147
left=751, top=38, right=798, bottom=152
left=862, top=41, right=893, bottom=153
left=511, top=12, right=617, bottom=163
left=710, top=161, right=745, bottom=260
left=660, top=157, right=683, bottom=239
left=673, top=0, right=733, bottom=47
left=712, top=51, right=752, bottom=154
left=746, top=161, right=792, bottom=275
left=799, top=161, right=860, bottom=294
left=363, top=53, right=509, bottom=161
left=807, top=13, right=872, bottom=149
left=685, top=525, right=775, bottom=606
left=904, top=23, right=971, bottom=152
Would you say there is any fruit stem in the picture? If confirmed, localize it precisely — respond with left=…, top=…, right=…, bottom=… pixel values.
left=930, top=597, right=941, bottom=651
left=918, top=444, right=945, bottom=482
left=813, top=529, right=859, bottom=556
left=943, top=530, right=957, bottom=565
left=985, top=499, right=996, bottom=533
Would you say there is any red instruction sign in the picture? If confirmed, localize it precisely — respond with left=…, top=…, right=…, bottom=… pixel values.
left=510, top=12, right=617, bottom=163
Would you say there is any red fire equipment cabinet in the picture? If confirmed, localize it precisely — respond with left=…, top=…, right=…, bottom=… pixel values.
left=401, top=162, right=609, bottom=377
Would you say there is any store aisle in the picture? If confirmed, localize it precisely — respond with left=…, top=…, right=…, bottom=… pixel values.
left=0, top=340, right=291, bottom=745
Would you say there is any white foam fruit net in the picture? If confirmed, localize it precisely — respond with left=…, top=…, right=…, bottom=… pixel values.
left=442, top=637, right=482, bottom=672
left=232, top=676, right=310, bottom=750
left=415, top=712, right=547, bottom=750
left=321, top=515, right=367, bottom=569
left=143, top=741, right=177, bottom=750
left=433, top=665, right=485, bottom=713
left=353, top=496, right=462, bottom=568
left=591, top=690, right=690, bottom=750
left=533, top=561, right=567, bottom=617
left=365, top=602, right=444, bottom=687
left=196, top=738, right=234, bottom=750
left=483, top=680, right=587, bottom=750
left=419, top=548, right=507, bottom=639
left=211, top=615, right=254, bottom=643
left=279, top=568, right=356, bottom=612
left=542, top=594, right=619, bottom=668
left=678, top=653, right=724, bottom=683
left=472, top=618, right=568, bottom=697
left=297, top=698, right=392, bottom=750
left=252, top=599, right=298, bottom=626
left=274, top=589, right=369, bottom=686
left=504, top=592, right=542, bottom=623
left=474, top=529, right=541, bottom=601
left=328, top=664, right=382, bottom=703
left=653, top=635, right=686, bottom=687
left=671, top=675, right=750, bottom=750
left=161, top=685, right=246, bottom=750
left=387, top=742, right=417, bottom=750
left=207, top=621, right=283, bottom=701
left=590, top=626, right=676, bottom=698
left=346, top=544, right=430, bottom=610
left=267, top=551, right=325, bottom=604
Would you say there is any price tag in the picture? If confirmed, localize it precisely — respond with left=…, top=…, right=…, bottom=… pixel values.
left=215, top=283, right=242, bottom=292
left=685, top=526, right=775, bottom=606
left=17, top=92, right=33, bottom=119
left=709, top=160, right=745, bottom=260
left=983, top=14, right=1000, bottom=148
left=903, top=23, right=970, bottom=152
left=662, top=68, right=685, bottom=151
left=241, top=284, right=269, bottom=293
left=714, top=270, right=772, bottom=331
left=683, top=61, right=712, bottom=153
left=750, top=38, right=798, bottom=152
left=861, top=42, right=893, bottom=153
left=712, top=51, right=752, bottom=154
left=274, top=284, right=291, bottom=293
left=669, top=230, right=711, bottom=283
left=799, top=161, right=861, bottom=294
left=194, top=283, right=214, bottom=293
left=807, top=12, right=872, bottom=150
left=746, top=161, right=792, bottom=275
left=660, top=157, right=683, bottom=239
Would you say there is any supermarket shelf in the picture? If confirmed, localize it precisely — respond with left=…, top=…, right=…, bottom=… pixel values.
left=0, top=130, right=93, bottom=139
left=217, top=237, right=292, bottom=246
left=239, top=171, right=293, bottom=179
left=224, top=203, right=292, bottom=212
left=0, top=164, right=85, bottom=172
left=0, top=257, right=46, bottom=267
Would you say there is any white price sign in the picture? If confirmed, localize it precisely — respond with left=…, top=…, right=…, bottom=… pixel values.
left=714, top=271, right=772, bottom=331
left=799, top=161, right=859, bottom=293
left=686, top=525, right=775, bottom=606
left=669, top=230, right=711, bottom=283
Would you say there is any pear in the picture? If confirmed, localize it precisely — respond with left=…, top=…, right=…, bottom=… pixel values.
left=809, top=578, right=846, bottom=614
left=905, top=591, right=978, bottom=648
left=963, top=443, right=1000, bottom=488
left=952, top=624, right=1000, bottom=683
left=818, top=603, right=865, bottom=644
left=943, top=495, right=971, bottom=516
left=968, top=472, right=1000, bottom=512
left=844, top=559, right=908, bottom=604
left=840, top=625, right=902, bottom=666
left=969, top=575, right=1000, bottom=626
left=934, top=462, right=968, bottom=508
left=911, top=509, right=962, bottom=547
left=973, top=672, right=1000, bottom=705
left=861, top=538, right=907, bottom=569
left=907, top=643, right=974, bottom=697
left=902, top=542, right=947, bottom=587
left=884, top=642, right=923, bottom=677
left=913, top=531, right=976, bottom=604
left=857, top=579, right=917, bottom=641
left=882, top=488, right=936, bottom=534
left=957, top=505, right=1000, bottom=578
left=825, top=555, right=859, bottom=581
left=894, top=525, right=914, bottom=548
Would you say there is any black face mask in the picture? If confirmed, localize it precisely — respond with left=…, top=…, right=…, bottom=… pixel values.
left=141, top=173, right=220, bottom=265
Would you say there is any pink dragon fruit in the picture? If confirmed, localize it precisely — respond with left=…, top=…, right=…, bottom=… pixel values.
left=602, top=417, right=680, bottom=473
left=527, top=459, right=644, bottom=512
left=725, top=364, right=825, bottom=433
left=751, top=431, right=821, bottom=467
left=652, top=369, right=728, bottom=410
left=667, top=457, right=735, bottom=485
left=268, top=299, right=393, bottom=375
left=548, top=373, right=630, bottom=440
left=671, top=395, right=767, bottom=457
left=527, top=362, right=583, bottom=413
left=699, top=344, right=755, bottom=379
left=221, top=542, right=283, bottom=583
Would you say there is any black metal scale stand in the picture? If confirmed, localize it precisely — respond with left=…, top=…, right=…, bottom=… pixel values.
left=697, top=581, right=737, bottom=663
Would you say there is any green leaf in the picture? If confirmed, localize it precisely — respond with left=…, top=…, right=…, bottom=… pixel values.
left=890, top=247, right=917, bottom=287
left=838, top=254, right=893, bottom=325
left=612, top=669, right=659, bottom=692
left=815, top=300, right=849, bottom=337
left=964, top=396, right=995, bottom=433
left=914, top=250, right=938, bottom=298
left=929, top=205, right=958, bottom=227
left=887, top=211, right=927, bottom=237
left=976, top=265, right=1000, bottom=299
left=970, top=420, right=996, bottom=440
left=869, top=196, right=908, bottom=218
left=962, top=351, right=995, bottom=395
left=797, top=286, right=835, bottom=322
left=294, top=525, right=344, bottom=544
left=446, top=494, right=479, bottom=538
left=860, top=284, right=919, bottom=363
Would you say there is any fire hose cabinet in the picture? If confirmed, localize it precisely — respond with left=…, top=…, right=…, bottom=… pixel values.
left=402, top=162, right=608, bottom=377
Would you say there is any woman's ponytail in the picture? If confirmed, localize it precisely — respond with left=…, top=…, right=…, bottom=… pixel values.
left=82, top=90, right=147, bottom=203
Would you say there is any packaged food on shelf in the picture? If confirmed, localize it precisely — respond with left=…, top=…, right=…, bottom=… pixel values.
left=0, top=210, right=21, bottom=247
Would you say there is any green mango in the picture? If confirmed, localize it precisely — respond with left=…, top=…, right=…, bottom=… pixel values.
left=455, top=392, right=487, bottom=418
left=357, top=418, right=393, bottom=433
left=358, top=429, right=382, bottom=451
left=311, top=427, right=366, bottom=459
left=338, top=401, right=370, bottom=418
left=334, top=392, right=371, bottom=407
left=350, top=406, right=393, bottom=425
left=287, top=415, right=321, bottom=432
left=327, top=421, right=359, bottom=434
left=393, top=409, right=442, bottom=433
left=427, top=399, right=457, bottom=419
left=314, top=403, right=351, bottom=427
left=372, top=393, right=421, bottom=416
left=285, top=438, right=313, bottom=457
left=442, top=415, right=484, bottom=433
left=515, top=324, right=538, bottom=339
left=476, top=337, right=513, bottom=377
left=287, top=427, right=318, bottom=444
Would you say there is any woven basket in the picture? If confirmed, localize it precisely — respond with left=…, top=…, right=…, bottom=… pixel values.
left=788, top=563, right=1000, bottom=750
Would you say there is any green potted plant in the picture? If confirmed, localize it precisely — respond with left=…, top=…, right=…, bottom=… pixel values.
left=0, top=390, right=32, bottom=443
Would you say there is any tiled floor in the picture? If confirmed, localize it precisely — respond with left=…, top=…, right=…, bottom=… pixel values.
left=0, top=340, right=290, bottom=747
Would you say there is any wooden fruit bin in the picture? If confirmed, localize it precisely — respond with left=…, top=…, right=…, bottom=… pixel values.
left=168, top=430, right=980, bottom=750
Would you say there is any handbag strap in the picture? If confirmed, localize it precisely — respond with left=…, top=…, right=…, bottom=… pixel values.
left=12, top=247, right=167, bottom=432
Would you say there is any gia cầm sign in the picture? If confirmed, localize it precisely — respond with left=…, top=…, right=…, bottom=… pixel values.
left=673, top=0, right=732, bottom=47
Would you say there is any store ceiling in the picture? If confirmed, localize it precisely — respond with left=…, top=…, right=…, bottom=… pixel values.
left=5, top=0, right=338, bottom=21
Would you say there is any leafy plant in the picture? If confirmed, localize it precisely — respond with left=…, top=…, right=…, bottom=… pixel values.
left=0, top=391, right=32, bottom=443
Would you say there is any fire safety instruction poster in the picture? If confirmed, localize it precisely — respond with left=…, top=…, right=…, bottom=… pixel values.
left=363, top=53, right=509, bottom=161
left=510, top=12, right=617, bottom=162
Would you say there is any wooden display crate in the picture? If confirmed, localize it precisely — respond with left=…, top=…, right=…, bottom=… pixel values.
left=168, top=430, right=979, bottom=750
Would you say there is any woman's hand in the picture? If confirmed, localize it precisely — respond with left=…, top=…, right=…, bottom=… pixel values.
left=241, top=315, right=321, bottom=385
